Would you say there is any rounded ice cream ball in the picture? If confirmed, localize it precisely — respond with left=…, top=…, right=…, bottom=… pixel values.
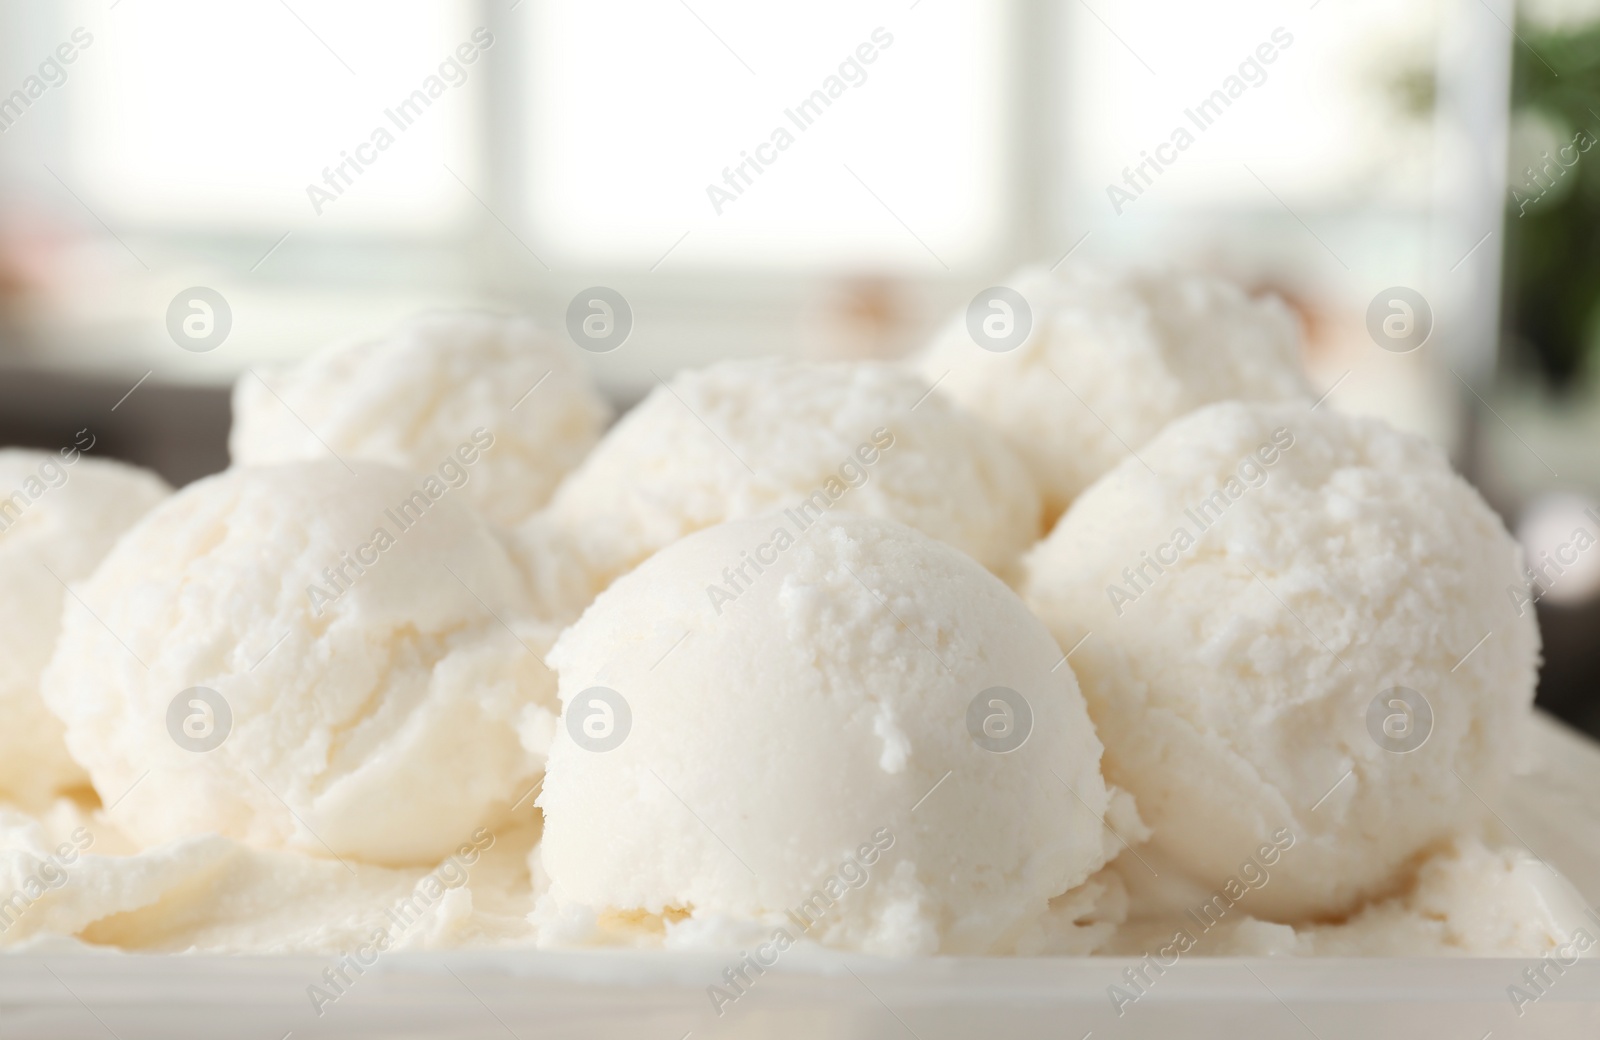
left=543, top=359, right=1041, bottom=596
left=915, top=263, right=1310, bottom=520
left=1022, top=402, right=1539, bottom=920
left=536, top=512, right=1114, bottom=955
left=41, top=460, right=558, bottom=866
left=230, top=311, right=612, bottom=527
left=0, top=448, right=169, bottom=806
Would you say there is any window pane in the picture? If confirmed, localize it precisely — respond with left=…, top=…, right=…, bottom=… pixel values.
left=1063, top=0, right=1442, bottom=210
left=519, top=0, right=1013, bottom=271
left=66, top=0, right=483, bottom=233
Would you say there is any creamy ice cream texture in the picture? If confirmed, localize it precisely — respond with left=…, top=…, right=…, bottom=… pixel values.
left=0, top=797, right=540, bottom=952
left=0, top=294, right=1587, bottom=963
left=535, top=512, right=1119, bottom=955
left=543, top=359, right=1042, bottom=597
left=0, top=449, right=169, bottom=807
left=230, top=311, right=611, bottom=528
left=915, top=263, right=1309, bottom=520
left=1108, top=836, right=1595, bottom=958
left=1023, top=401, right=1540, bottom=920
left=40, top=460, right=558, bottom=867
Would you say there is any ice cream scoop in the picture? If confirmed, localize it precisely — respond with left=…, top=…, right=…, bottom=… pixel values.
left=542, top=359, right=1041, bottom=598
left=0, top=449, right=169, bottom=807
left=41, top=460, right=557, bottom=866
left=1023, top=402, right=1539, bottom=920
left=535, top=512, right=1116, bottom=955
left=915, top=263, right=1309, bottom=521
left=230, top=311, right=611, bottom=527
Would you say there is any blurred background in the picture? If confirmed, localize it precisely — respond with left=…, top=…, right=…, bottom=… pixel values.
left=0, top=0, right=1596, bottom=730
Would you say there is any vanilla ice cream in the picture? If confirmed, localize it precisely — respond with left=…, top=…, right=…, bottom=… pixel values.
left=535, top=512, right=1116, bottom=956
left=0, top=797, right=540, bottom=953
left=1299, top=839, right=1595, bottom=956
left=230, top=311, right=611, bottom=527
left=1023, top=402, right=1539, bottom=920
left=0, top=449, right=169, bottom=807
left=543, top=360, right=1041, bottom=597
left=501, top=512, right=609, bottom=626
left=0, top=263, right=1593, bottom=968
left=1108, top=838, right=1596, bottom=958
left=915, top=264, right=1310, bottom=519
left=41, top=460, right=558, bottom=867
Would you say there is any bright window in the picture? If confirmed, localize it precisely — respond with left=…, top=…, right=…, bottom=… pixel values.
left=66, top=0, right=482, bottom=233
left=518, top=0, right=1014, bottom=271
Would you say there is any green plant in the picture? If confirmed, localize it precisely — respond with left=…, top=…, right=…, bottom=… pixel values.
left=1503, top=22, right=1600, bottom=390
